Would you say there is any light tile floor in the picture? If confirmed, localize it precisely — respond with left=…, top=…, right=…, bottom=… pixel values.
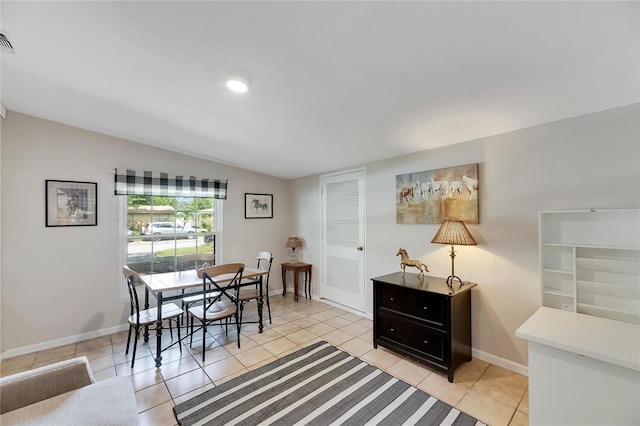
left=1, top=296, right=529, bottom=426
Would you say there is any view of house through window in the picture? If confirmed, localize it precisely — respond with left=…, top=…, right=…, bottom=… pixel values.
left=125, top=195, right=218, bottom=274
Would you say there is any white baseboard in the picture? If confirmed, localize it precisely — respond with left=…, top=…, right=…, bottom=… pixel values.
left=309, top=292, right=527, bottom=375
left=269, top=288, right=283, bottom=297
left=2, top=324, right=129, bottom=359
left=5, top=289, right=285, bottom=360
left=317, top=297, right=373, bottom=320
left=2, top=295, right=529, bottom=378
left=472, top=347, right=529, bottom=376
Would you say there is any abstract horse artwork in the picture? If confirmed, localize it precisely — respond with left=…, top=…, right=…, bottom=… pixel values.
left=398, top=187, right=414, bottom=203
left=462, top=174, right=478, bottom=199
left=395, top=163, right=479, bottom=224
left=396, top=248, right=429, bottom=277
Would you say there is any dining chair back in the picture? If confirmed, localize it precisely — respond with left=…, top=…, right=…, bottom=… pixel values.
left=176, top=253, right=217, bottom=318
left=238, top=251, right=274, bottom=328
left=187, top=263, right=244, bottom=361
left=176, top=253, right=214, bottom=271
left=122, top=265, right=183, bottom=368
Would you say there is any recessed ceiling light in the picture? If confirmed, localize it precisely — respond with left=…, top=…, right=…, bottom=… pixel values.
left=226, top=75, right=249, bottom=93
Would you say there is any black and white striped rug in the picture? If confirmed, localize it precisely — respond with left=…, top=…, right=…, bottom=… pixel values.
left=173, top=341, right=485, bottom=426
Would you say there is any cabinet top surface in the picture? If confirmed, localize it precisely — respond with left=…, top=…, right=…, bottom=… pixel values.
left=371, top=272, right=476, bottom=296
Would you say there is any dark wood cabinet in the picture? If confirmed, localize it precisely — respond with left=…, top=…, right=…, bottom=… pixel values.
left=372, top=272, right=476, bottom=382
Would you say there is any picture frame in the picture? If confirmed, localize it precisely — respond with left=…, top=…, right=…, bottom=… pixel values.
left=396, top=163, right=479, bottom=224
left=245, top=193, right=273, bottom=219
left=46, top=180, right=98, bottom=227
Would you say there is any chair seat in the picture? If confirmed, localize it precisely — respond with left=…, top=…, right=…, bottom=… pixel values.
left=182, top=290, right=221, bottom=304
left=128, top=303, right=183, bottom=326
left=188, top=301, right=236, bottom=321
left=238, top=288, right=260, bottom=301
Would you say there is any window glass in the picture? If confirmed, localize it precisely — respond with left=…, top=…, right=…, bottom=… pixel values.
left=125, top=196, right=217, bottom=274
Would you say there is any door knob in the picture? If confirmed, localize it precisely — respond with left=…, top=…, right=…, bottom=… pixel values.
left=357, top=246, right=363, bottom=251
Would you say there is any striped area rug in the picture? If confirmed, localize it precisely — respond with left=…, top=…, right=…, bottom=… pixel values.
left=173, top=341, right=485, bottom=426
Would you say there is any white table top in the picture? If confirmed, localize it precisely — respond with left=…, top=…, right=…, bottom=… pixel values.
left=516, top=307, right=640, bottom=371
left=140, top=267, right=266, bottom=293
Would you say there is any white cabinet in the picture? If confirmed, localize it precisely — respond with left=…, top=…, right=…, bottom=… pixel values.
left=516, top=307, right=640, bottom=426
left=539, top=209, right=640, bottom=324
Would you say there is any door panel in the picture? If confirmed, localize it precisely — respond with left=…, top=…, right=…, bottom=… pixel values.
left=321, top=170, right=365, bottom=312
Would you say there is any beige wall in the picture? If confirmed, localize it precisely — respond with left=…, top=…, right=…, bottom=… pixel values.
left=1, top=112, right=292, bottom=355
left=0, top=113, right=3, bottom=358
left=2, top=105, right=639, bottom=370
left=293, top=104, right=640, bottom=373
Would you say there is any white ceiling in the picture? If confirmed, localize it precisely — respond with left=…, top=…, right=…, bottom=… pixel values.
left=1, top=1, right=638, bottom=179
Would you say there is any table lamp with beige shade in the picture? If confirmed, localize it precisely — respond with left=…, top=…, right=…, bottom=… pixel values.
left=285, top=236, right=302, bottom=263
left=431, top=220, right=477, bottom=287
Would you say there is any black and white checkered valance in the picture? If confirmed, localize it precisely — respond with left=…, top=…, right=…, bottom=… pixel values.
left=114, top=169, right=227, bottom=199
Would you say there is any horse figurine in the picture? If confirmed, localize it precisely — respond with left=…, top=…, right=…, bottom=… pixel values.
left=396, top=248, right=429, bottom=277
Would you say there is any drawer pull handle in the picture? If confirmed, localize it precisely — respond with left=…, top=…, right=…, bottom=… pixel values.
left=423, top=340, right=429, bottom=345
left=423, top=306, right=428, bottom=310
left=390, top=328, right=395, bottom=332
left=389, top=297, right=394, bottom=302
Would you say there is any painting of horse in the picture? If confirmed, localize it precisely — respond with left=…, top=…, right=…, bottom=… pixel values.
left=395, top=163, right=478, bottom=224
left=252, top=199, right=269, bottom=212
left=245, top=193, right=273, bottom=219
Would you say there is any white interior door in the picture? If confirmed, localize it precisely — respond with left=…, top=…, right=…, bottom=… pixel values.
left=321, top=170, right=365, bottom=312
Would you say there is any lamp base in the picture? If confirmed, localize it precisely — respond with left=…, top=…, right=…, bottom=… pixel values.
left=288, top=249, right=300, bottom=263
left=445, top=275, right=464, bottom=288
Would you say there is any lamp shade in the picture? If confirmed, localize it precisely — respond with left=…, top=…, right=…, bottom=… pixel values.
left=285, top=236, right=302, bottom=249
left=431, top=220, right=477, bottom=246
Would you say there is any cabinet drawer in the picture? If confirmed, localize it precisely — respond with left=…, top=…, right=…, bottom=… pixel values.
left=378, top=312, right=445, bottom=363
left=378, top=284, right=446, bottom=328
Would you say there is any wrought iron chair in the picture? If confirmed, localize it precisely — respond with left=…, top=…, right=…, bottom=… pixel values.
left=122, top=265, right=183, bottom=368
left=238, top=251, right=273, bottom=329
left=187, top=263, right=244, bottom=361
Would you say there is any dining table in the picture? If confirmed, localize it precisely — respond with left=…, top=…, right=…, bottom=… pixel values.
left=139, top=266, right=268, bottom=367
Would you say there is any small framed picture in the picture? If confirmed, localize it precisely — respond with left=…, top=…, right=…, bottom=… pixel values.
left=46, top=180, right=97, bottom=227
left=245, top=193, right=273, bottom=219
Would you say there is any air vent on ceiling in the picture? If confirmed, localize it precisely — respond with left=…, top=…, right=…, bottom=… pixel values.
left=0, top=32, right=15, bottom=54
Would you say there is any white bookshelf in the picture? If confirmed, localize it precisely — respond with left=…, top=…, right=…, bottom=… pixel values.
left=539, top=209, right=640, bottom=324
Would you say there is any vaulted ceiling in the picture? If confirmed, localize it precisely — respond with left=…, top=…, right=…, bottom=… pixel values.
left=2, top=1, right=638, bottom=179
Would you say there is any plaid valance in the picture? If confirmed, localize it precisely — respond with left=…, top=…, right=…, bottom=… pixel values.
left=114, top=169, right=227, bottom=199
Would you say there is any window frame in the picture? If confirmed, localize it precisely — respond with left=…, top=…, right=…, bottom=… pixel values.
left=120, top=196, right=223, bottom=276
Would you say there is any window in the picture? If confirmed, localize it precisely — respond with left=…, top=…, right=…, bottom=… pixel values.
left=123, top=195, right=221, bottom=274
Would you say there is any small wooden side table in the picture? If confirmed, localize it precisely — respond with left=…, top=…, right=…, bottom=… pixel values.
left=281, top=262, right=312, bottom=302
